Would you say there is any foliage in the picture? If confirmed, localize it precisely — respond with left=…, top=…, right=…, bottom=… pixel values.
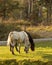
left=0, top=23, right=22, bottom=40
left=0, top=0, right=52, bottom=25
left=0, top=0, right=19, bottom=20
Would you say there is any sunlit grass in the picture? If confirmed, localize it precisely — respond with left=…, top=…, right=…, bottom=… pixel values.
left=0, top=41, right=52, bottom=65
left=0, top=46, right=52, bottom=61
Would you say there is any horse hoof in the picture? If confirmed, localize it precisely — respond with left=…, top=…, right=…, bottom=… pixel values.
left=10, top=50, right=12, bottom=51
left=12, top=52, right=15, bottom=55
left=19, top=51, right=20, bottom=54
left=24, top=49, right=26, bottom=51
left=26, top=51, right=28, bottom=53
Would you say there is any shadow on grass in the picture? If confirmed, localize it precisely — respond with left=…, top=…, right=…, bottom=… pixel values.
left=0, top=59, right=18, bottom=65
left=0, top=59, right=52, bottom=65
left=43, top=54, right=52, bottom=61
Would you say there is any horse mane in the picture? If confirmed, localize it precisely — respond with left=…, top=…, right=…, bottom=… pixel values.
left=25, top=31, right=35, bottom=51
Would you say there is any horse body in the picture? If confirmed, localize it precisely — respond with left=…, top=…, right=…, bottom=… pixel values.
left=7, top=31, right=35, bottom=55
left=7, top=31, right=29, bottom=45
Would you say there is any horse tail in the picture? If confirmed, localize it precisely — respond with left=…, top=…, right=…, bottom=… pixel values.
left=25, top=31, right=35, bottom=51
left=7, top=32, right=13, bottom=46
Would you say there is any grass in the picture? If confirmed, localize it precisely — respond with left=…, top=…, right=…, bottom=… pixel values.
left=0, top=41, right=52, bottom=65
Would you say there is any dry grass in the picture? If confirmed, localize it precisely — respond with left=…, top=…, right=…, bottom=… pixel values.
left=27, top=25, right=52, bottom=32
left=26, top=25, right=52, bottom=38
left=0, top=21, right=52, bottom=39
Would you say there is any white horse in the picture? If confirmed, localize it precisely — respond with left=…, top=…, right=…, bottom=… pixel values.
left=7, top=31, right=35, bottom=55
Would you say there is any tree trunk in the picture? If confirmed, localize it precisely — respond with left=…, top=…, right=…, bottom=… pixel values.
left=28, top=0, right=31, bottom=18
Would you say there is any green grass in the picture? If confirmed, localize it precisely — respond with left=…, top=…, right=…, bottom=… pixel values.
left=0, top=41, right=52, bottom=65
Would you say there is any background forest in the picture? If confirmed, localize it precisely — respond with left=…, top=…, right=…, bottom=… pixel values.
left=0, top=0, right=52, bottom=40
left=0, top=0, right=52, bottom=25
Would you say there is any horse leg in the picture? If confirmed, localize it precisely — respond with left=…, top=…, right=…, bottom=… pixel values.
left=24, top=43, right=28, bottom=53
left=10, top=42, right=15, bottom=55
left=10, top=44, right=12, bottom=51
left=15, top=41, right=20, bottom=53
left=24, top=40, right=30, bottom=53
left=9, top=44, right=12, bottom=52
left=11, top=46, right=15, bottom=55
left=18, top=43, right=20, bottom=53
left=24, top=47, right=28, bottom=53
left=15, top=43, right=18, bottom=52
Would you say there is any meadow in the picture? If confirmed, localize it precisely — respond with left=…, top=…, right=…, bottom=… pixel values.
left=0, top=41, right=52, bottom=65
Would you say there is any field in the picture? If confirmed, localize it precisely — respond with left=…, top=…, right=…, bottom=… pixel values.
left=0, top=41, right=52, bottom=65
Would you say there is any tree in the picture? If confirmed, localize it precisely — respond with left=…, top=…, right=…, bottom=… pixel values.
left=0, top=0, right=19, bottom=20
left=42, top=0, right=52, bottom=25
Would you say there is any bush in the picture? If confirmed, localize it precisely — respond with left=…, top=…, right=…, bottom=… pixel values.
left=0, top=23, right=22, bottom=40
